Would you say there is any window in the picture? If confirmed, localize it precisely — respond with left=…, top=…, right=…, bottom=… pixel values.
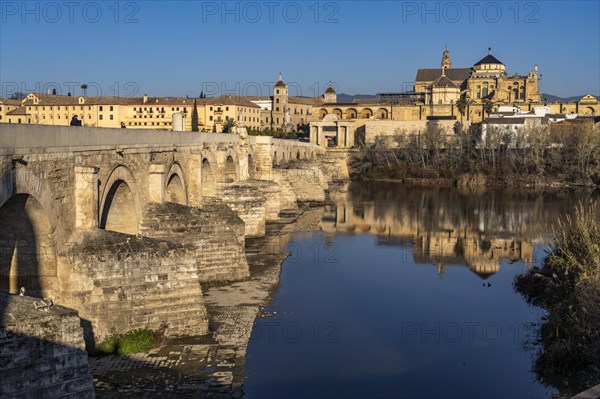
left=276, top=107, right=279, bottom=112
left=100, top=106, right=103, bottom=111
left=226, top=107, right=229, bottom=111
left=276, top=90, right=279, bottom=94
left=210, top=116, right=213, bottom=121
left=110, top=115, right=113, bottom=120
left=276, top=99, right=279, bottom=103
left=210, top=107, right=213, bottom=111
left=110, top=106, right=113, bottom=111
left=100, top=115, right=103, bottom=120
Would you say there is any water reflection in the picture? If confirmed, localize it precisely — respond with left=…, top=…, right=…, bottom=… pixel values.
left=244, top=182, right=593, bottom=399
left=324, top=182, right=589, bottom=284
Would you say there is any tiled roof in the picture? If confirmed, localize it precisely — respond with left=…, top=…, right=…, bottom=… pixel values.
left=325, top=85, right=336, bottom=94
left=274, top=80, right=287, bottom=88
left=6, top=106, right=29, bottom=115
left=203, top=95, right=261, bottom=108
left=0, top=98, right=23, bottom=106
left=288, top=96, right=323, bottom=105
left=474, top=54, right=504, bottom=66
left=415, top=68, right=471, bottom=82
left=430, top=75, right=459, bottom=88
left=24, top=93, right=142, bottom=105
left=143, top=97, right=196, bottom=106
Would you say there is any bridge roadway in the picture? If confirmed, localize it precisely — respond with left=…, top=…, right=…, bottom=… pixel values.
left=0, top=124, right=335, bottom=342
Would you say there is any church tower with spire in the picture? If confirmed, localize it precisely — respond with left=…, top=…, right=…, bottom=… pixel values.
left=441, top=45, right=452, bottom=69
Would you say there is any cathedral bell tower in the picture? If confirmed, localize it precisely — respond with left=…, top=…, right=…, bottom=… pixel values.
left=441, top=45, right=452, bottom=69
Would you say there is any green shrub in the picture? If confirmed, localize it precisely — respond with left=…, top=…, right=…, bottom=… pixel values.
left=117, top=328, right=155, bottom=355
left=95, top=328, right=156, bottom=355
left=515, top=202, right=600, bottom=396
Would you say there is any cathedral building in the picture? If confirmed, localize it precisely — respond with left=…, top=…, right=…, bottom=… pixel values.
left=415, top=47, right=542, bottom=105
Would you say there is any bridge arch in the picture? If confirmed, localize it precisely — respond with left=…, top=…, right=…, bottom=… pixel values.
left=99, top=165, right=142, bottom=235
left=223, top=154, right=238, bottom=182
left=165, top=162, right=188, bottom=205
left=0, top=193, right=58, bottom=298
left=247, top=154, right=257, bottom=179
left=201, top=152, right=217, bottom=197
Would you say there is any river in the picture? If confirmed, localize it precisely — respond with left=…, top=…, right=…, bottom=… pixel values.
left=243, top=181, right=596, bottom=399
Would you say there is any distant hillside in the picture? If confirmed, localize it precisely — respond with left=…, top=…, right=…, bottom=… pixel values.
left=337, top=93, right=378, bottom=103
left=541, top=93, right=598, bottom=102
left=337, top=92, right=597, bottom=103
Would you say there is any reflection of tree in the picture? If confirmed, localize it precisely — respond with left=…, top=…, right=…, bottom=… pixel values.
left=453, top=237, right=465, bottom=257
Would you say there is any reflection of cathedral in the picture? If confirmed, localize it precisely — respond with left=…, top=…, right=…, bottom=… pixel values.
left=317, top=183, right=569, bottom=283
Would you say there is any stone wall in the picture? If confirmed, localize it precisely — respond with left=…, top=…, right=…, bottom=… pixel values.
left=319, top=149, right=352, bottom=182
left=0, top=293, right=95, bottom=398
left=63, top=230, right=210, bottom=341
left=141, top=201, right=249, bottom=283
left=275, top=163, right=327, bottom=204
left=364, top=119, right=471, bottom=144
left=218, top=183, right=267, bottom=237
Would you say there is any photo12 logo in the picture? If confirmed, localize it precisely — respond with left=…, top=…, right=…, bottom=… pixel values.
left=401, top=1, right=540, bottom=24
left=1, top=1, right=140, bottom=24
left=200, top=1, right=340, bottom=24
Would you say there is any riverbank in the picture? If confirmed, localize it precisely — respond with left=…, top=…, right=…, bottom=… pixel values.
left=515, top=203, right=600, bottom=398
left=89, top=207, right=324, bottom=398
left=348, top=125, right=600, bottom=189
left=351, top=174, right=598, bottom=189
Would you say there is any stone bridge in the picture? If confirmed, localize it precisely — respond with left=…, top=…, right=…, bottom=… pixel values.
left=0, top=124, right=342, bottom=343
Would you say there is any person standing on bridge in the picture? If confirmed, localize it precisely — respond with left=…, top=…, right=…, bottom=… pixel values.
left=70, top=115, right=82, bottom=126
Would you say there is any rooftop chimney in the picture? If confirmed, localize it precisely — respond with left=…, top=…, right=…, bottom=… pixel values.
left=143, top=94, right=148, bottom=103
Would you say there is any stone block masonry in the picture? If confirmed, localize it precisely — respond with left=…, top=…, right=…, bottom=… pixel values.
left=0, top=292, right=95, bottom=398
left=64, top=230, right=210, bottom=342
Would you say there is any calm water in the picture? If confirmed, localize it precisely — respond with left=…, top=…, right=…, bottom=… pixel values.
left=244, top=182, right=595, bottom=399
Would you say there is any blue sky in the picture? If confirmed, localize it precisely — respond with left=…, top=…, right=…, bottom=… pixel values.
left=1, top=0, right=598, bottom=98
